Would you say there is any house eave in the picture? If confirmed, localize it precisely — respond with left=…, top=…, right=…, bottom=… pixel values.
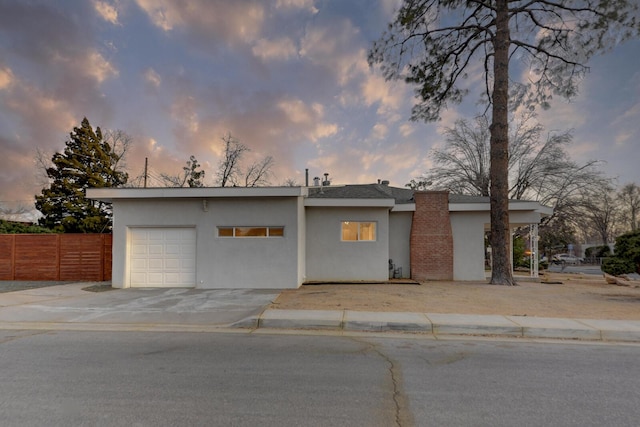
left=449, top=200, right=553, bottom=216
left=304, top=198, right=395, bottom=208
left=391, top=203, right=415, bottom=212
left=86, top=186, right=308, bottom=202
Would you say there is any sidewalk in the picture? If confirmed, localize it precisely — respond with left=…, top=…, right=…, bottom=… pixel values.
left=1, top=281, right=639, bottom=342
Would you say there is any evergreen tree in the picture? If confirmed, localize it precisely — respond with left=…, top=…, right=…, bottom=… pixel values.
left=185, top=155, right=206, bottom=188
left=35, top=118, right=128, bottom=233
left=160, top=155, right=206, bottom=187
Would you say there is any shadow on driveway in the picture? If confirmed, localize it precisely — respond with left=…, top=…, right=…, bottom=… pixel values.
left=0, top=281, right=80, bottom=293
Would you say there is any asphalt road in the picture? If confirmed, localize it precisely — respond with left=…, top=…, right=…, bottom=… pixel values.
left=1, top=331, right=638, bottom=426
left=546, top=264, right=604, bottom=275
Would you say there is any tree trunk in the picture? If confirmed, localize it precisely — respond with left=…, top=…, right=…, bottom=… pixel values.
left=489, top=0, right=515, bottom=285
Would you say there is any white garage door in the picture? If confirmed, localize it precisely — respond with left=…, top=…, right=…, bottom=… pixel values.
left=129, top=227, right=196, bottom=287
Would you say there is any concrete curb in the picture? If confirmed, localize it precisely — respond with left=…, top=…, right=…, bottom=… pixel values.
left=255, top=309, right=640, bottom=342
left=0, top=321, right=250, bottom=334
left=2, top=306, right=640, bottom=343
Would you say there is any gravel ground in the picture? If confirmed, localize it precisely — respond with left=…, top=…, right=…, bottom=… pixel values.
left=271, top=272, right=640, bottom=320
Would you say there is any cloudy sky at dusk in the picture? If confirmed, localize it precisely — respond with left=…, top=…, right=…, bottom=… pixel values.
left=1, top=0, right=639, bottom=215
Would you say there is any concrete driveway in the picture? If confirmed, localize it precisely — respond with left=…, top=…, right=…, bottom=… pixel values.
left=0, top=283, right=280, bottom=330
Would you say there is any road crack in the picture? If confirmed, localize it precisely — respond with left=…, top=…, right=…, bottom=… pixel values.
left=350, top=337, right=415, bottom=427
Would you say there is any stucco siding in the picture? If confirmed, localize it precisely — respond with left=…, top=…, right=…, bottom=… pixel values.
left=389, top=211, right=412, bottom=278
left=305, top=207, right=389, bottom=281
left=296, top=197, right=306, bottom=287
left=111, top=197, right=302, bottom=289
left=450, top=211, right=487, bottom=281
left=508, top=211, right=543, bottom=225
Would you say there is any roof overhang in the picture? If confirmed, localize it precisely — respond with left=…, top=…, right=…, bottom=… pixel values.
left=304, top=198, right=395, bottom=208
left=449, top=200, right=553, bottom=217
left=87, top=186, right=308, bottom=202
left=391, top=203, right=415, bottom=212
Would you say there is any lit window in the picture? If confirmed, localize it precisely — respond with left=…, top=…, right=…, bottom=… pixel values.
left=268, top=227, right=284, bottom=237
left=218, top=226, right=284, bottom=238
left=235, top=227, right=267, bottom=237
left=218, top=227, right=233, bottom=237
left=341, top=221, right=376, bottom=241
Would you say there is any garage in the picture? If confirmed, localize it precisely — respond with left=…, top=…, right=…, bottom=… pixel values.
left=129, top=227, right=196, bottom=287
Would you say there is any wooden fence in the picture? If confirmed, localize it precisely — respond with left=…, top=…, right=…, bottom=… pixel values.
left=0, top=234, right=112, bottom=281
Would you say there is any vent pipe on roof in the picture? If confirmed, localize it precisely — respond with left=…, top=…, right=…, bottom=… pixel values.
left=322, top=173, right=330, bottom=186
left=313, top=176, right=321, bottom=186
left=305, top=168, right=309, bottom=187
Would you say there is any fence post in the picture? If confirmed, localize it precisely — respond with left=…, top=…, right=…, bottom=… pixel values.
left=11, top=235, right=16, bottom=280
left=56, top=234, right=61, bottom=281
left=100, top=234, right=105, bottom=281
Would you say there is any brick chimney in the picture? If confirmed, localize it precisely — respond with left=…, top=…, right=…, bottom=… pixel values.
left=410, top=191, right=454, bottom=281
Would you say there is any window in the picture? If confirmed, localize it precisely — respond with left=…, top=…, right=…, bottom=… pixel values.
left=218, top=226, right=284, bottom=238
left=235, top=227, right=267, bottom=237
left=341, top=221, right=376, bottom=241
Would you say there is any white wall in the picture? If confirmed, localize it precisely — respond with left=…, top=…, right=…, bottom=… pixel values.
left=305, top=207, right=389, bottom=281
left=450, top=210, right=547, bottom=281
left=450, top=211, right=487, bottom=281
left=296, top=196, right=306, bottom=287
left=389, top=211, right=412, bottom=278
left=111, top=197, right=303, bottom=289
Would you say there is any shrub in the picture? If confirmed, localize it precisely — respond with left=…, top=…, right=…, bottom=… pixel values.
left=0, top=220, right=54, bottom=234
left=602, top=258, right=636, bottom=276
left=601, top=230, right=640, bottom=275
left=585, top=245, right=611, bottom=258
left=513, top=236, right=529, bottom=268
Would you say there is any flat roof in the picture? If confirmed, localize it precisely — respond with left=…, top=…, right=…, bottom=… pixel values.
left=86, top=185, right=552, bottom=216
left=87, top=186, right=308, bottom=202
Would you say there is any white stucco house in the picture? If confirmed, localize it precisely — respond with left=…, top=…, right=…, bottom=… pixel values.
left=87, top=183, right=551, bottom=289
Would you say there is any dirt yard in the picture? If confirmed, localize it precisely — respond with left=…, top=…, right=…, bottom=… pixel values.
left=270, top=272, right=640, bottom=320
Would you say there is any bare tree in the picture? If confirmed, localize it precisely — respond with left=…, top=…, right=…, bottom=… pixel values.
left=217, top=133, right=249, bottom=187
left=34, top=147, right=53, bottom=189
left=423, top=115, right=492, bottom=196
left=618, top=183, right=640, bottom=232
left=215, top=133, right=274, bottom=187
left=419, top=112, right=609, bottom=208
left=369, top=0, right=638, bottom=285
left=581, top=185, right=620, bottom=245
left=103, top=129, right=132, bottom=178
left=418, top=112, right=614, bottom=250
left=244, top=156, right=274, bottom=187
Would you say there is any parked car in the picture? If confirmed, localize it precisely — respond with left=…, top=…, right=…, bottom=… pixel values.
left=552, top=254, right=584, bottom=265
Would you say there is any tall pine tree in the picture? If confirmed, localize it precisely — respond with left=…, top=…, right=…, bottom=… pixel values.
left=35, top=118, right=128, bottom=233
left=369, top=0, right=639, bottom=285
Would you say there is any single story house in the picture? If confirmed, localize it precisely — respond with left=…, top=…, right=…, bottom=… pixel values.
left=87, top=183, right=551, bottom=289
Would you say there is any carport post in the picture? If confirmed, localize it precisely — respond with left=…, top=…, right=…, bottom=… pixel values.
left=529, top=224, right=539, bottom=278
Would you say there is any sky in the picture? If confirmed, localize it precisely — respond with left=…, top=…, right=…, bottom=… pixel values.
left=1, top=0, right=639, bottom=217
